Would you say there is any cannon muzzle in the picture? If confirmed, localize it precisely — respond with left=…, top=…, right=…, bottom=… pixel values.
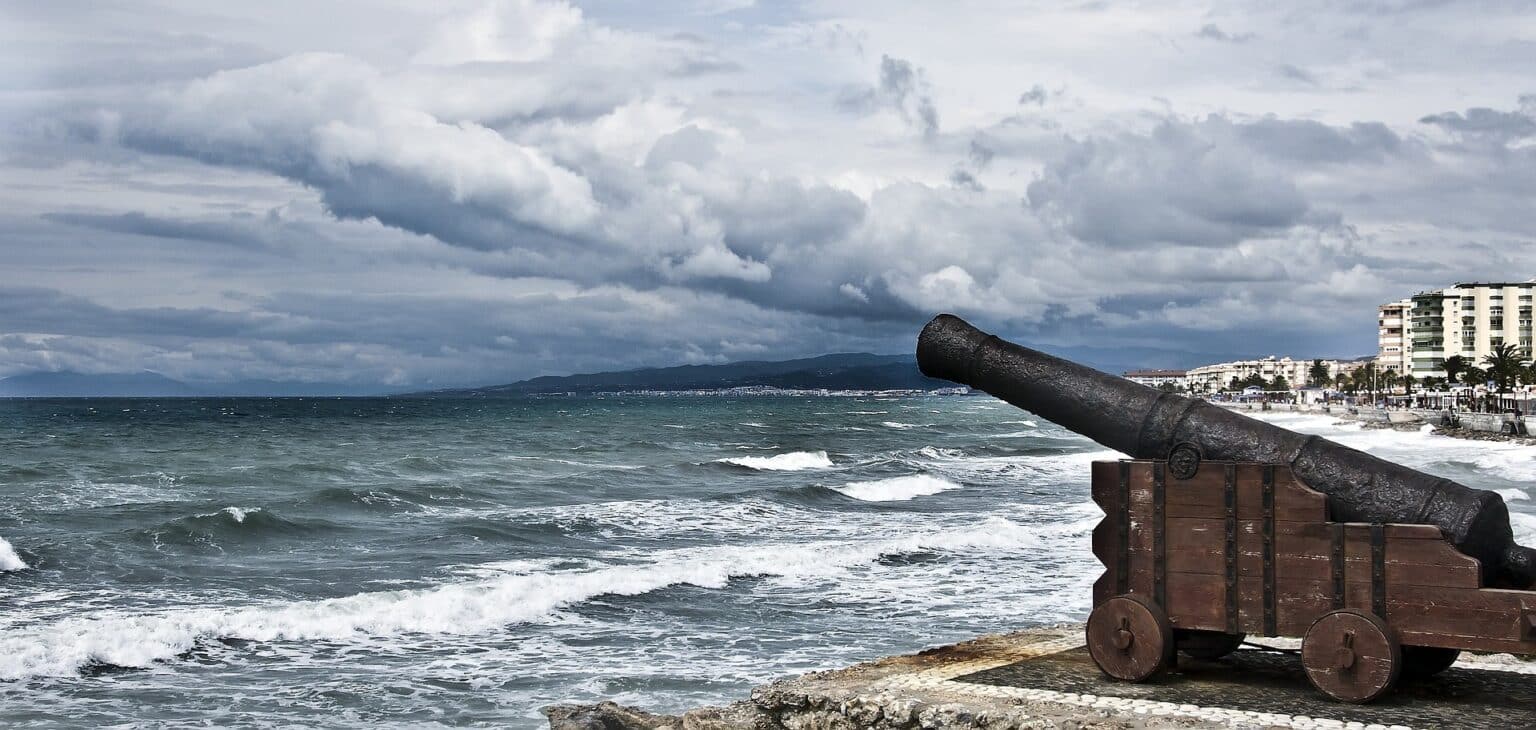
left=917, top=313, right=1536, bottom=589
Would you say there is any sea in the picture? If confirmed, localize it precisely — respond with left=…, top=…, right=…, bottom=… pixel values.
left=3, top=395, right=1536, bottom=727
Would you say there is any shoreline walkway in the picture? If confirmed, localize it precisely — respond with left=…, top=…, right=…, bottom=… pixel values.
left=547, top=624, right=1536, bottom=729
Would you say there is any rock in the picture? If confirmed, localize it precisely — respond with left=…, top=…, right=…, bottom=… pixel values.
left=544, top=701, right=683, bottom=730
left=681, top=700, right=778, bottom=730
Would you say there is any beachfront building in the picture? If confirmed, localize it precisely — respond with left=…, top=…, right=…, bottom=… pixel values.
left=1184, top=357, right=1343, bottom=394
left=1392, top=281, right=1536, bottom=379
left=1378, top=298, right=1412, bottom=377
left=1122, top=369, right=1187, bottom=389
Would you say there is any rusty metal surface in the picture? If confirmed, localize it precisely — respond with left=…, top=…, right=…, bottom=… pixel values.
left=916, top=313, right=1536, bottom=588
left=956, top=645, right=1536, bottom=728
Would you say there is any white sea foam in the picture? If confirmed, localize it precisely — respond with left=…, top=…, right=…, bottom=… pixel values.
left=197, top=507, right=261, bottom=523
left=717, top=451, right=833, bottom=471
left=1001, top=420, right=1038, bottom=427
left=832, top=475, right=961, bottom=502
left=881, top=421, right=921, bottom=430
left=1500, top=488, right=1530, bottom=502
left=0, top=535, right=26, bottom=572
left=0, top=518, right=1047, bottom=681
left=1514, top=512, right=1536, bottom=546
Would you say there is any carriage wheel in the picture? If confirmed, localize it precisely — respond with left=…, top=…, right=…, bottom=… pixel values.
left=1086, top=595, right=1174, bottom=682
left=1176, top=629, right=1246, bottom=660
left=1400, top=646, right=1460, bottom=679
left=1301, top=609, right=1402, bottom=703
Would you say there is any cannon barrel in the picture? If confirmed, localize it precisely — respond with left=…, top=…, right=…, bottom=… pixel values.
left=917, top=313, right=1536, bottom=589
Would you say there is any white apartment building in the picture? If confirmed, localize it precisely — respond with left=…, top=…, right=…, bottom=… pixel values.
left=1185, top=357, right=1343, bottom=393
left=1377, top=298, right=1411, bottom=377
left=1122, top=369, right=1187, bottom=388
left=1391, top=281, right=1536, bottom=379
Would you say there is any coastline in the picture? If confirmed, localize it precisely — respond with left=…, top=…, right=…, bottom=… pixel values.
left=1220, top=402, right=1536, bottom=445
left=543, top=624, right=1471, bottom=729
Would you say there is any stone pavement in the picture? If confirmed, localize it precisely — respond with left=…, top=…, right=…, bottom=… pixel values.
left=546, top=624, right=1536, bottom=729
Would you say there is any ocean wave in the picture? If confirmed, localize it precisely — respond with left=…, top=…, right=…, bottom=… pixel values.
left=1500, top=488, right=1530, bottom=502
left=138, top=508, right=340, bottom=549
left=0, top=518, right=1047, bottom=681
left=716, top=451, right=833, bottom=471
left=197, top=507, right=262, bottom=523
left=832, top=475, right=961, bottom=502
left=0, top=535, right=27, bottom=572
left=880, top=421, right=923, bottom=430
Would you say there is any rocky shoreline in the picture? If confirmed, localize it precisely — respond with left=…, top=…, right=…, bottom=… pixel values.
left=1340, top=412, right=1536, bottom=445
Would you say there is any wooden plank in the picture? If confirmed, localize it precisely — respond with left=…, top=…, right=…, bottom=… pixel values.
left=1125, top=461, right=1329, bottom=522
left=1161, top=548, right=1479, bottom=589
left=1156, top=570, right=1536, bottom=647
left=1126, top=518, right=1480, bottom=584
left=1090, top=461, right=1120, bottom=512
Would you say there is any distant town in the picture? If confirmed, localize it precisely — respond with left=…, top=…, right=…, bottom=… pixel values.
left=1126, top=280, right=1536, bottom=408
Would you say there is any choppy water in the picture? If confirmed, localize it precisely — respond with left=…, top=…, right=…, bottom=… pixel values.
left=2, top=397, right=1536, bottom=727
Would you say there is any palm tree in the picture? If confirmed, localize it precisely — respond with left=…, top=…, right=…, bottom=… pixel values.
left=1442, top=355, right=1469, bottom=388
left=1442, top=354, right=1470, bottom=411
left=1462, top=365, right=1489, bottom=411
left=1308, top=359, right=1330, bottom=387
left=1462, top=365, right=1487, bottom=386
left=1484, top=343, right=1524, bottom=394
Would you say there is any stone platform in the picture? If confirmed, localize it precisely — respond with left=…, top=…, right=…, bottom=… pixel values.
left=545, top=625, right=1536, bottom=729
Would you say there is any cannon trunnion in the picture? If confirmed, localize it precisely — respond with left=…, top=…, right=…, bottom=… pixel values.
left=1090, top=459, right=1536, bottom=702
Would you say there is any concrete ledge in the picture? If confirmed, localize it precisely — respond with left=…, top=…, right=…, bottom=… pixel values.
left=546, top=624, right=1536, bottom=729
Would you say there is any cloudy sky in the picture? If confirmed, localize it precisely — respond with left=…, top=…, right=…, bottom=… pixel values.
left=2, top=0, right=1534, bottom=388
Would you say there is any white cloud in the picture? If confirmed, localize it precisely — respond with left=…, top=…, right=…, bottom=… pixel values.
left=4, top=0, right=1536, bottom=385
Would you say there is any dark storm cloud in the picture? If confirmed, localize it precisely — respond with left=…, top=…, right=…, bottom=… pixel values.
left=1277, top=64, right=1319, bottom=85
left=1419, top=106, right=1536, bottom=141
left=1026, top=118, right=1315, bottom=249
left=837, top=55, right=939, bottom=138
left=1017, top=84, right=1048, bottom=106
left=41, top=212, right=269, bottom=249
left=1234, top=119, right=1404, bottom=163
left=948, top=169, right=983, bottom=191
left=0, top=287, right=276, bottom=340
left=1195, top=24, right=1255, bottom=43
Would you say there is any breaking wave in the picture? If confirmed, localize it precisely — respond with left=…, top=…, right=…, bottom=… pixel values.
left=0, top=518, right=1044, bottom=681
left=832, top=475, right=962, bottom=502
left=716, top=451, right=833, bottom=471
left=0, top=535, right=26, bottom=572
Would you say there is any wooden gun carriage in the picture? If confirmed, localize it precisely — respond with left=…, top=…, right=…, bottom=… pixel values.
left=1088, top=459, right=1536, bottom=702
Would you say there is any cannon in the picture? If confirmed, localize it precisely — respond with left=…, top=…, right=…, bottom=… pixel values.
left=917, top=313, right=1536, bottom=702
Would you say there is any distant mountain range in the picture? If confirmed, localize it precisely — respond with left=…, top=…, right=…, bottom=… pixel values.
left=409, top=343, right=1245, bottom=397
left=0, top=371, right=391, bottom=398
left=412, top=353, right=947, bottom=396
left=0, top=342, right=1259, bottom=398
